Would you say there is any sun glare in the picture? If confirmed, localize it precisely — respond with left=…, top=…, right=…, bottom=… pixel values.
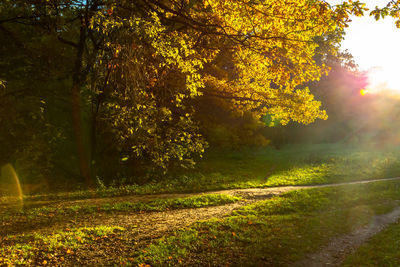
left=359, top=89, right=368, bottom=96
left=329, top=0, right=400, bottom=96
left=365, top=66, right=400, bottom=94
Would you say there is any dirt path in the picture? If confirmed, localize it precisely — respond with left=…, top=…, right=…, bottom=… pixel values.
left=2, top=177, right=400, bottom=265
left=0, top=188, right=274, bottom=237
left=62, top=177, right=400, bottom=266
left=3, top=176, right=400, bottom=213
left=65, top=201, right=251, bottom=266
left=291, top=206, right=400, bottom=267
left=3, top=177, right=400, bottom=238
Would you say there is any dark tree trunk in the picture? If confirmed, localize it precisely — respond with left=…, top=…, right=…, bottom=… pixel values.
left=71, top=20, right=93, bottom=188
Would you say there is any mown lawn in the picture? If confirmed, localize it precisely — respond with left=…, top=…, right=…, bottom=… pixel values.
left=193, top=143, right=400, bottom=188
left=0, top=194, right=241, bottom=221
left=0, top=193, right=242, bottom=265
left=4, top=143, right=400, bottom=203
left=0, top=226, right=125, bottom=266
left=2, top=143, right=400, bottom=266
left=133, top=180, right=400, bottom=266
left=342, top=221, right=400, bottom=266
left=3, top=179, right=400, bottom=266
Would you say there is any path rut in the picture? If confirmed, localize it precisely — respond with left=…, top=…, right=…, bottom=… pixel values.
left=2, top=177, right=400, bottom=266
left=3, top=176, right=400, bottom=212
left=292, top=206, right=400, bottom=267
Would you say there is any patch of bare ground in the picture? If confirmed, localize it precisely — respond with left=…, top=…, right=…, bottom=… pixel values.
left=3, top=177, right=400, bottom=265
left=1, top=198, right=260, bottom=266
left=3, top=177, right=400, bottom=239
left=67, top=201, right=250, bottom=266
left=3, top=184, right=288, bottom=236
left=3, top=176, right=400, bottom=213
left=291, top=206, right=400, bottom=267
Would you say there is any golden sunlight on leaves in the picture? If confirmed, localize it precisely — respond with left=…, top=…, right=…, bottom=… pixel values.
left=4, top=0, right=400, bottom=266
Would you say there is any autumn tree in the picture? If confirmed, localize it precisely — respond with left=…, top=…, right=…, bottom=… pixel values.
left=371, top=1, right=400, bottom=26
left=0, top=0, right=367, bottom=186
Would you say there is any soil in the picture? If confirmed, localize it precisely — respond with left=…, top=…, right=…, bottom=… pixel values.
left=2, top=176, right=400, bottom=266
left=3, top=176, right=400, bottom=212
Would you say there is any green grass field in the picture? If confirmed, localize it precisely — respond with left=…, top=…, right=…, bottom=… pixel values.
left=193, top=143, right=400, bottom=188
left=342, top=221, right=400, bottom=266
left=2, top=143, right=400, bottom=266
left=0, top=194, right=241, bottom=221
left=133, top=180, right=400, bottom=266
left=5, top=143, right=400, bottom=203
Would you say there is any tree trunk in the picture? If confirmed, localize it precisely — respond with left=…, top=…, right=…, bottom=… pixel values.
left=71, top=21, right=93, bottom=188
left=72, top=82, right=92, bottom=188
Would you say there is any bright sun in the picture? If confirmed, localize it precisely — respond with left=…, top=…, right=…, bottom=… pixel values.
left=329, top=0, right=400, bottom=96
left=365, top=66, right=400, bottom=94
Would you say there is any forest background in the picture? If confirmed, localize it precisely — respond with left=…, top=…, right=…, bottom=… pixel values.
left=1, top=0, right=399, bottom=192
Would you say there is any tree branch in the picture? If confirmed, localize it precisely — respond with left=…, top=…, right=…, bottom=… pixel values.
left=57, top=36, right=79, bottom=47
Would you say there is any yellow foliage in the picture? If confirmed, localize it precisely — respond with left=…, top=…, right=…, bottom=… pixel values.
left=88, top=0, right=364, bottom=166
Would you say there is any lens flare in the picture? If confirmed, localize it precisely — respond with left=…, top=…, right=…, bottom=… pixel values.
left=360, top=89, right=368, bottom=96
left=1, top=164, right=23, bottom=208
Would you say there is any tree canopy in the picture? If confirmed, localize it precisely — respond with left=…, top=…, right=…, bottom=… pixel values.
left=0, top=0, right=369, bottom=187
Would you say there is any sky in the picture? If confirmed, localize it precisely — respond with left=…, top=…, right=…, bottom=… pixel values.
left=328, top=0, right=400, bottom=92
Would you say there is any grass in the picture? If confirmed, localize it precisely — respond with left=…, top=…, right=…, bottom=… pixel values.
left=193, top=143, right=400, bottom=188
left=4, top=143, right=400, bottom=204
left=342, top=221, right=400, bottom=266
left=0, top=194, right=241, bottom=221
left=132, top=179, right=400, bottom=266
left=0, top=226, right=125, bottom=265
left=3, top=143, right=400, bottom=265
